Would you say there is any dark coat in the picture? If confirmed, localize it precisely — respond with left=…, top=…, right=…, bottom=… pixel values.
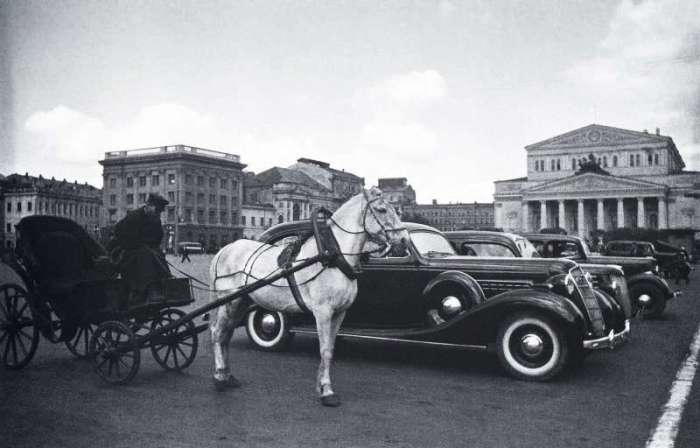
left=113, top=207, right=164, bottom=251
left=110, top=207, right=169, bottom=296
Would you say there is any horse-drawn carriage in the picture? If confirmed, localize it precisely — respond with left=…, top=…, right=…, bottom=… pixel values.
left=0, top=215, right=198, bottom=383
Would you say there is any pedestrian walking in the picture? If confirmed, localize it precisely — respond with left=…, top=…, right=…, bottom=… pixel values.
left=180, top=244, right=191, bottom=263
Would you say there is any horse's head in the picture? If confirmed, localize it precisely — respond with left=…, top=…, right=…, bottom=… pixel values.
left=362, top=187, right=410, bottom=252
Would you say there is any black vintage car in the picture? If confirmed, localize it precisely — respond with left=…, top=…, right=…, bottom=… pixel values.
left=521, top=233, right=679, bottom=318
left=603, top=240, right=692, bottom=284
left=445, top=230, right=631, bottom=317
left=249, top=222, right=629, bottom=382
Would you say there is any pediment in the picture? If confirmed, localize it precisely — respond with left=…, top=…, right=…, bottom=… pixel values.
left=526, top=124, right=668, bottom=150
left=525, top=173, right=666, bottom=196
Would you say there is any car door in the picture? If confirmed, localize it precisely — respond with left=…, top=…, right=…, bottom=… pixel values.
left=346, top=243, right=426, bottom=328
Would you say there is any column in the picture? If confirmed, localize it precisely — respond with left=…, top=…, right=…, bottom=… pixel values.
left=637, top=197, right=646, bottom=228
left=558, top=200, right=565, bottom=232
left=577, top=199, right=585, bottom=237
left=617, top=198, right=625, bottom=228
left=522, top=202, right=529, bottom=232
left=540, top=201, right=547, bottom=230
left=597, top=199, right=605, bottom=231
left=658, top=196, right=667, bottom=229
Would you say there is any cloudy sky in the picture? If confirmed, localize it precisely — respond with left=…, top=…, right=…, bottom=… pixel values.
left=1, top=0, right=699, bottom=202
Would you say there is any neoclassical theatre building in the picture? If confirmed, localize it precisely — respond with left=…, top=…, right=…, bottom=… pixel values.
left=494, top=124, right=700, bottom=236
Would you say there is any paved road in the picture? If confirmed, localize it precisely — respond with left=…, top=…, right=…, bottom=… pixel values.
left=2, top=257, right=699, bottom=448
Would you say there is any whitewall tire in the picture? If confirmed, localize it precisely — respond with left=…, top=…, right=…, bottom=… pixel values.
left=496, top=313, right=568, bottom=381
left=245, top=308, right=293, bottom=351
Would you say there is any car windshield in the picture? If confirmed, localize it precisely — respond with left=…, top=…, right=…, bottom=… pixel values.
left=515, top=238, right=541, bottom=258
left=410, top=231, right=456, bottom=256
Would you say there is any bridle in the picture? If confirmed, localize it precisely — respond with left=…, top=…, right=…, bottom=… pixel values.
left=327, top=189, right=407, bottom=257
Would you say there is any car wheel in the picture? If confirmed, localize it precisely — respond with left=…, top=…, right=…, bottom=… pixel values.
left=426, top=286, right=473, bottom=326
left=245, top=308, right=293, bottom=351
left=629, top=283, right=666, bottom=319
left=496, top=313, right=568, bottom=381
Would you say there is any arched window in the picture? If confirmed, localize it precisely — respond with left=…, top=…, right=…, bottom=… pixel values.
left=550, top=159, right=555, bottom=171
left=556, top=159, right=561, bottom=170
left=648, top=154, right=653, bottom=165
left=630, top=154, right=634, bottom=166
left=613, top=155, right=618, bottom=167
left=278, top=215, right=284, bottom=224
left=636, top=154, right=640, bottom=166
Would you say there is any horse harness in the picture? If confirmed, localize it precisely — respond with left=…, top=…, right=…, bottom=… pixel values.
left=278, top=207, right=359, bottom=313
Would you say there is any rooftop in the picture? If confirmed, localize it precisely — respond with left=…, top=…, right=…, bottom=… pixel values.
left=102, top=145, right=241, bottom=163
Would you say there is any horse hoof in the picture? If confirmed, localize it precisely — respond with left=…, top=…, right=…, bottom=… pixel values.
left=320, top=394, right=341, bottom=407
left=213, top=376, right=241, bottom=391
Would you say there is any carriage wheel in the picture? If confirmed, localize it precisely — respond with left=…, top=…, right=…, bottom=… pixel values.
left=150, top=308, right=198, bottom=371
left=90, top=321, right=140, bottom=385
left=0, top=283, right=40, bottom=370
left=65, top=323, right=97, bottom=359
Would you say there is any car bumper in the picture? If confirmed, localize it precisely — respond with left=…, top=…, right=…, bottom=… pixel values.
left=583, top=319, right=631, bottom=350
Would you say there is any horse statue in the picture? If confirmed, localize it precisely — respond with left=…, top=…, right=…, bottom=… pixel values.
left=208, top=187, right=408, bottom=406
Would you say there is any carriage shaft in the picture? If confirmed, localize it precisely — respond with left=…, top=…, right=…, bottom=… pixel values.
left=136, top=254, right=327, bottom=346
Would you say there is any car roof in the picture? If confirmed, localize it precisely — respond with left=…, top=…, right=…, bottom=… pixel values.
left=445, top=230, right=522, bottom=242
left=259, top=220, right=442, bottom=241
left=521, top=232, right=581, bottom=242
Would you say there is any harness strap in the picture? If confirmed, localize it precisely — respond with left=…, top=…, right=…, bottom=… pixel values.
left=311, top=207, right=360, bottom=280
left=285, top=270, right=311, bottom=314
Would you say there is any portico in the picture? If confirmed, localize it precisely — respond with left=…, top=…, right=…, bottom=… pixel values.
left=520, top=172, right=667, bottom=236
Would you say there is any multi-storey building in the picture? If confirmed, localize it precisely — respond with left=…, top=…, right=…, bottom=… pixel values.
left=244, top=158, right=364, bottom=225
left=494, top=124, right=700, bottom=236
left=402, top=201, right=495, bottom=231
left=1, top=173, right=102, bottom=248
left=240, top=203, right=277, bottom=240
left=377, top=177, right=416, bottom=206
left=289, top=158, right=365, bottom=206
left=99, top=145, right=247, bottom=252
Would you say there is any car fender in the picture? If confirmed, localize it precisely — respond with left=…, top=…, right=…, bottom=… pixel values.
left=627, top=272, right=674, bottom=299
left=448, top=288, right=587, bottom=347
left=422, top=270, right=486, bottom=306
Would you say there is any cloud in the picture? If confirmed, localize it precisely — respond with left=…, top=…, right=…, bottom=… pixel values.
left=360, top=121, right=437, bottom=157
left=566, top=0, right=700, bottom=168
left=367, top=69, right=447, bottom=106
left=25, top=105, right=108, bottom=163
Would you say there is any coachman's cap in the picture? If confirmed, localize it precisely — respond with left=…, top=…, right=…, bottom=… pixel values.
left=146, top=193, right=169, bottom=210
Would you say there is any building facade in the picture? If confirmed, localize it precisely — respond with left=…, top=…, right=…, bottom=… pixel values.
left=1, top=173, right=102, bottom=248
left=402, top=201, right=495, bottom=231
left=99, top=145, right=247, bottom=252
left=240, top=203, right=277, bottom=240
left=494, top=124, right=700, bottom=236
left=244, top=158, right=365, bottom=226
left=378, top=177, right=416, bottom=206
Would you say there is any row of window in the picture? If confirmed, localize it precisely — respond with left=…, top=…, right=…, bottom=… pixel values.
left=417, top=211, right=493, bottom=218
left=109, top=192, right=240, bottom=209
left=533, top=152, right=663, bottom=172
left=241, top=216, right=275, bottom=227
left=109, top=174, right=240, bottom=191
left=5, top=200, right=97, bottom=218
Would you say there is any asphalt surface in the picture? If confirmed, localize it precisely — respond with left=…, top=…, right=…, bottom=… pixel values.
left=1, top=255, right=699, bottom=448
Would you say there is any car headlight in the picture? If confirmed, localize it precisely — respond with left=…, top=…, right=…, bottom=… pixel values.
left=610, top=280, right=618, bottom=292
left=584, top=271, right=593, bottom=284
left=565, top=274, right=576, bottom=295
left=654, top=264, right=659, bottom=274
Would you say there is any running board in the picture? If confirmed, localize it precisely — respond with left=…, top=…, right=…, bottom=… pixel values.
left=289, top=328, right=488, bottom=351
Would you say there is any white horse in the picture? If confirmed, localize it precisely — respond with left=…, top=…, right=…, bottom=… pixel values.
left=208, top=187, right=408, bottom=406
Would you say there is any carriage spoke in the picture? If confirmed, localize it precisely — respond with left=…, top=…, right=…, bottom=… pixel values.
left=96, top=356, right=110, bottom=369
left=163, top=345, right=173, bottom=364
left=0, top=331, right=7, bottom=345
left=15, top=331, right=28, bottom=356
left=10, top=334, right=18, bottom=363
left=172, top=345, right=180, bottom=367
left=16, top=301, right=29, bottom=318
left=175, top=344, right=188, bottom=360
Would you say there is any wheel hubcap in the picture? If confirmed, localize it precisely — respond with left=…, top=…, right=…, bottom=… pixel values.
left=520, top=333, right=544, bottom=357
left=441, top=296, right=462, bottom=316
left=260, top=313, right=278, bottom=335
left=638, top=294, right=652, bottom=305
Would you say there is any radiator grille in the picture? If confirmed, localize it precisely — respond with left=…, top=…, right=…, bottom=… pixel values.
left=570, top=267, right=606, bottom=336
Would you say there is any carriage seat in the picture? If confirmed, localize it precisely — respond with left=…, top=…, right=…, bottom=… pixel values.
left=34, top=231, right=96, bottom=294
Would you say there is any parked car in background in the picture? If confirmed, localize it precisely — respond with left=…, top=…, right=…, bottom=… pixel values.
left=176, top=241, right=204, bottom=254
left=253, top=222, right=630, bottom=382
left=521, top=233, right=679, bottom=318
left=445, top=230, right=631, bottom=318
left=603, top=240, right=692, bottom=284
